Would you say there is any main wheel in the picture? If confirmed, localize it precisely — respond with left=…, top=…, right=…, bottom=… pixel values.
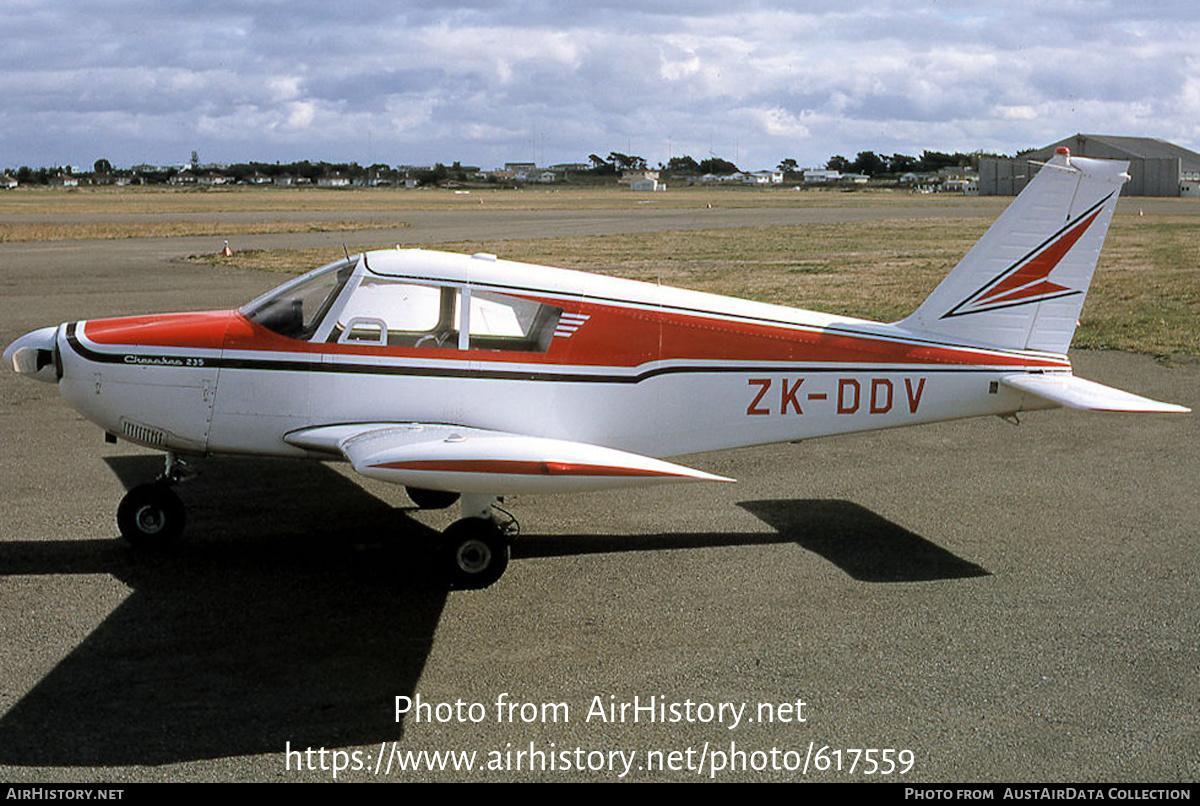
left=406, top=486, right=460, bottom=510
left=117, top=482, right=185, bottom=549
left=442, top=518, right=510, bottom=590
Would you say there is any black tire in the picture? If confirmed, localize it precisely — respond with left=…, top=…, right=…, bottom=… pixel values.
left=117, top=483, right=185, bottom=549
left=442, top=518, right=509, bottom=590
left=406, top=486, right=460, bottom=510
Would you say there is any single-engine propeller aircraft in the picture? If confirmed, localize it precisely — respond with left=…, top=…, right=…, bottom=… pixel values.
left=4, top=149, right=1190, bottom=588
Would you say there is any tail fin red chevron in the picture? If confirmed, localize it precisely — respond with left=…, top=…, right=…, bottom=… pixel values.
left=899, top=148, right=1130, bottom=354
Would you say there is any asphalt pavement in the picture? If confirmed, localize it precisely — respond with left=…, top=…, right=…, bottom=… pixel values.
left=0, top=203, right=1196, bottom=782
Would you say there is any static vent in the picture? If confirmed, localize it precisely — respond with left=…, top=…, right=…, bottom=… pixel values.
left=121, top=419, right=166, bottom=448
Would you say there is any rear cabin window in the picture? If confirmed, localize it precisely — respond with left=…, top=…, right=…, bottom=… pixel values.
left=468, top=291, right=561, bottom=352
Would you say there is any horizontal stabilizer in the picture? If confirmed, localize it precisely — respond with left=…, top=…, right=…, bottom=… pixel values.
left=286, top=423, right=734, bottom=494
left=1001, top=374, right=1190, bottom=413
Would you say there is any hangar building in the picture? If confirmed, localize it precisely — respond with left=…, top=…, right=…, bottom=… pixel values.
left=980, top=134, right=1200, bottom=196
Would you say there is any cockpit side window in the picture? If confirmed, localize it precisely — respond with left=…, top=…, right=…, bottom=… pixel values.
left=329, top=279, right=461, bottom=348
left=241, top=259, right=355, bottom=340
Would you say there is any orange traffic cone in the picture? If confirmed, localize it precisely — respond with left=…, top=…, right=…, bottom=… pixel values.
left=221, top=240, right=233, bottom=257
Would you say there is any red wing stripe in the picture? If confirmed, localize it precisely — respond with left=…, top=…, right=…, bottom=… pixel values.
left=372, top=459, right=693, bottom=478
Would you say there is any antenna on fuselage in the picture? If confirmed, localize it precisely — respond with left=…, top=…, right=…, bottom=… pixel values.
left=343, top=243, right=369, bottom=271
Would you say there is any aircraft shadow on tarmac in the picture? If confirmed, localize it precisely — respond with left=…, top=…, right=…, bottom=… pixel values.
left=0, top=455, right=985, bottom=766
left=513, top=499, right=989, bottom=583
left=740, top=499, right=990, bottom=583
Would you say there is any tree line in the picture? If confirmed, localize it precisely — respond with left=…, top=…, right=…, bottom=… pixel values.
left=820, top=150, right=984, bottom=177
left=1, top=159, right=479, bottom=185
left=584, top=149, right=985, bottom=179
left=4, top=148, right=990, bottom=186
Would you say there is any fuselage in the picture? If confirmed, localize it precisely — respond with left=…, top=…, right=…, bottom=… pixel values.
left=44, top=248, right=1065, bottom=461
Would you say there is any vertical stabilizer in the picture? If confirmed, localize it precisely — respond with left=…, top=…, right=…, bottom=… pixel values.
left=899, top=149, right=1129, bottom=354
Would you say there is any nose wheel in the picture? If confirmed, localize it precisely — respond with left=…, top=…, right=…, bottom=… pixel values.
left=117, top=482, right=185, bottom=549
left=116, top=452, right=190, bottom=549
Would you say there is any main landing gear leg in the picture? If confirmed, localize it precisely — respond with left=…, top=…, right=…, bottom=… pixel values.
left=116, top=452, right=192, bottom=549
left=441, top=494, right=515, bottom=590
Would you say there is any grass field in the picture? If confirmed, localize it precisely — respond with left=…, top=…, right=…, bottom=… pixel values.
left=0, top=183, right=1002, bottom=214
left=3, top=185, right=1196, bottom=357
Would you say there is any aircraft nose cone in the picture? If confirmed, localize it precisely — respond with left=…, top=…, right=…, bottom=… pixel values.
left=4, top=325, right=61, bottom=383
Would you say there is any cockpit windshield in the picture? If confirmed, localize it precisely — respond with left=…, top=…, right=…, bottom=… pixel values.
left=240, top=257, right=355, bottom=339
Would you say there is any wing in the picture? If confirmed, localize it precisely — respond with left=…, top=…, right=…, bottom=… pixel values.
left=1001, top=374, right=1190, bottom=413
left=284, top=423, right=734, bottom=494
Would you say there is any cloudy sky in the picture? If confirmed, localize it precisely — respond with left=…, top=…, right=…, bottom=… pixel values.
left=3, top=1, right=1199, bottom=172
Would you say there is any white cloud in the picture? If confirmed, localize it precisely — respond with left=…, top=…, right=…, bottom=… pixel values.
left=386, top=96, right=437, bottom=134
left=743, top=106, right=812, bottom=140
left=658, top=47, right=702, bottom=83
left=995, top=105, right=1040, bottom=122
left=2, top=2, right=1200, bottom=169
left=284, top=101, right=316, bottom=131
left=268, top=77, right=304, bottom=103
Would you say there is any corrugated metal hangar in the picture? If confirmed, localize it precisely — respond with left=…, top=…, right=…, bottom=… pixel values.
left=980, top=134, right=1200, bottom=196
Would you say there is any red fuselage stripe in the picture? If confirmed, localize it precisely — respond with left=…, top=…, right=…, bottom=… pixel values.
left=82, top=309, right=1068, bottom=370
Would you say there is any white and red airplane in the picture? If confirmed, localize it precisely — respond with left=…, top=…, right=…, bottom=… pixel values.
left=4, top=148, right=1189, bottom=587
